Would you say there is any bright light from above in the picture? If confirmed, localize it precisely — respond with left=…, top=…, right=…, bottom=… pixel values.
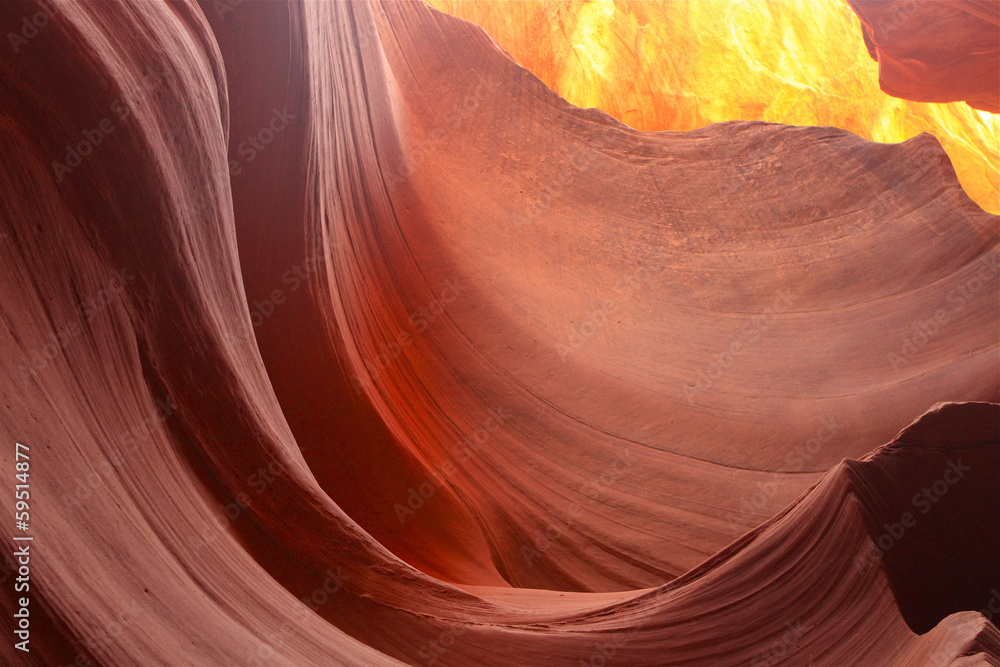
left=430, top=0, right=1000, bottom=213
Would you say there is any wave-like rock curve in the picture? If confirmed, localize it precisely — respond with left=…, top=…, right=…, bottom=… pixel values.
left=0, top=0, right=997, bottom=664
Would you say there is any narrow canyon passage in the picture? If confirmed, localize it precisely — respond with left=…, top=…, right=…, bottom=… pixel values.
left=0, top=0, right=997, bottom=665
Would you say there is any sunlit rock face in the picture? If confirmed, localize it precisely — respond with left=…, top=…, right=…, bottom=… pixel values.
left=430, top=0, right=1000, bottom=214
left=849, top=0, right=1000, bottom=113
left=0, top=0, right=997, bottom=665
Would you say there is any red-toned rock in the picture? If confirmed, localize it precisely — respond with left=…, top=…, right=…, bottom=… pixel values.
left=849, top=0, right=1000, bottom=112
left=0, top=0, right=996, bottom=664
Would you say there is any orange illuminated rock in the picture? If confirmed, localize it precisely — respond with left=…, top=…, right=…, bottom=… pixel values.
left=0, top=0, right=996, bottom=664
left=429, top=0, right=1000, bottom=214
left=849, top=0, right=1000, bottom=113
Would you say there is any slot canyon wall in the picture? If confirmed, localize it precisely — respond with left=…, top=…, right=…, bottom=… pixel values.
left=0, top=0, right=997, bottom=665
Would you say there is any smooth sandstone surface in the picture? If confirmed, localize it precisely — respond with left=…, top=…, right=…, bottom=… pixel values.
left=0, top=0, right=996, bottom=665
left=849, top=0, right=1000, bottom=113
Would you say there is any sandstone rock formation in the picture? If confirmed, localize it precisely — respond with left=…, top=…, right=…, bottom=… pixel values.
left=849, top=0, right=1000, bottom=113
left=0, top=0, right=996, bottom=664
left=429, top=0, right=1000, bottom=215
